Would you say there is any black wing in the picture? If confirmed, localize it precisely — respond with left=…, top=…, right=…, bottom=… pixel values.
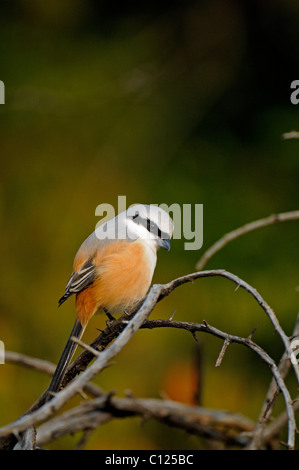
left=58, top=259, right=96, bottom=306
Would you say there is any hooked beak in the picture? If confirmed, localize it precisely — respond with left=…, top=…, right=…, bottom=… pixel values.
left=157, top=238, right=171, bottom=251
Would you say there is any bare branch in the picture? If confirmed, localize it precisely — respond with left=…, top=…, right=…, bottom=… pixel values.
left=13, top=427, right=36, bottom=451
left=140, top=317, right=296, bottom=449
left=32, top=314, right=297, bottom=450
left=0, top=284, right=162, bottom=439
left=5, top=351, right=55, bottom=376
left=36, top=394, right=254, bottom=448
left=246, top=312, right=299, bottom=449
left=154, top=270, right=299, bottom=386
left=60, top=269, right=299, bottom=392
left=196, top=210, right=299, bottom=271
left=70, top=337, right=101, bottom=358
left=1, top=268, right=298, bottom=449
left=282, top=131, right=299, bottom=140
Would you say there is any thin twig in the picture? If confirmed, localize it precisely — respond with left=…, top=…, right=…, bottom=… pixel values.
left=196, top=211, right=299, bottom=271
left=215, top=339, right=231, bottom=367
left=70, top=337, right=100, bottom=357
left=5, top=351, right=55, bottom=376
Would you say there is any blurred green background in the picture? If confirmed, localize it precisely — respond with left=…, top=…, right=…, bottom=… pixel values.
left=1, top=0, right=299, bottom=449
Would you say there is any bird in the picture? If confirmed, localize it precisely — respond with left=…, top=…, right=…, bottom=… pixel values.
left=46, top=204, right=174, bottom=400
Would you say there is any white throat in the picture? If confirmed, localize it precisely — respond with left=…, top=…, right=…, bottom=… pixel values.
left=126, top=218, right=158, bottom=272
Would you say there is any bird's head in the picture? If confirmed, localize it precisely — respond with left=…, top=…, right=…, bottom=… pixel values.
left=126, top=204, right=174, bottom=251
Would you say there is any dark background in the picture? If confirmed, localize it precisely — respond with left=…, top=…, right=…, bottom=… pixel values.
left=1, top=0, right=299, bottom=449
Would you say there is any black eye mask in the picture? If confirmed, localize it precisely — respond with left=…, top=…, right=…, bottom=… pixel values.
left=131, top=212, right=169, bottom=239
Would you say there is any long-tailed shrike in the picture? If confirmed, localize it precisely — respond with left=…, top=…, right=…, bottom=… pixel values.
left=46, top=204, right=174, bottom=400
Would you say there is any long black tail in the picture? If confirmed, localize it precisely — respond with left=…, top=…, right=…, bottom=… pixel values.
left=46, top=318, right=84, bottom=402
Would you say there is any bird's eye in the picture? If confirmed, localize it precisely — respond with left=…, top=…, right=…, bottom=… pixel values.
left=146, top=218, right=162, bottom=238
left=132, top=212, right=139, bottom=220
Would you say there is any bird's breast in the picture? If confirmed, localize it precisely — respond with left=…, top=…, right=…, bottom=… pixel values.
left=76, top=240, right=157, bottom=323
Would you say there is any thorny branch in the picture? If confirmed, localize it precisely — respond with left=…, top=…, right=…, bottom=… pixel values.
left=196, top=210, right=299, bottom=271
left=1, top=210, right=299, bottom=450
